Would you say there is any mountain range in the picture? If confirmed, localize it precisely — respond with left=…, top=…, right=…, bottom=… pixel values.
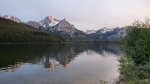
left=86, top=27, right=128, bottom=40
left=26, top=16, right=88, bottom=40
left=1, top=15, right=129, bottom=41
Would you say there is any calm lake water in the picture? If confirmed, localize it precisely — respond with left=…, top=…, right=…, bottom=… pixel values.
left=0, top=43, right=122, bottom=84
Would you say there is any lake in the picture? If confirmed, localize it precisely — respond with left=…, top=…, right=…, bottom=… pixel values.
left=0, top=43, right=122, bottom=84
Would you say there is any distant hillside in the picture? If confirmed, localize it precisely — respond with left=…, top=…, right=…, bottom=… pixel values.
left=0, top=17, right=65, bottom=43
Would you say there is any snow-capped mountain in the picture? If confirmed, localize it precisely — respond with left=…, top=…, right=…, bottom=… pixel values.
left=39, top=16, right=60, bottom=28
left=41, top=19, right=88, bottom=40
left=1, top=15, right=22, bottom=23
left=85, top=30, right=96, bottom=34
left=88, top=27, right=128, bottom=40
left=26, top=16, right=88, bottom=40
left=26, top=16, right=60, bottom=28
left=85, top=27, right=128, bottom=40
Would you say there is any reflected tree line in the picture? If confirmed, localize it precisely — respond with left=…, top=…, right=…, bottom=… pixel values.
left=0, top=42, right=121, bottom=72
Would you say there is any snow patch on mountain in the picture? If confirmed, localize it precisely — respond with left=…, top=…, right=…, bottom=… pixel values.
left=39, top=16, right=60, bottom=28
left=86, top=30, right=96, bottom=34
left=96, top=27, right=114, bottom=34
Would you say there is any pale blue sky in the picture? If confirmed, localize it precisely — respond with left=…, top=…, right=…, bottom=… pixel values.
left=0, top=0, right=150, bottom=31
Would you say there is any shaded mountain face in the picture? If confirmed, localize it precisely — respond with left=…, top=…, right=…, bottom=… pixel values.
left=26, top=21, right=40, bottom=29
left=1, top=15, right=22, bottom=23
left=54, top=19, right=76, bottom=33
left=88, top=27, right=128, bottom=40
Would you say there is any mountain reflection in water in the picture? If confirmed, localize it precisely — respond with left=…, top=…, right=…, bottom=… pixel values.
left=0, top=43, right=122, bottom=84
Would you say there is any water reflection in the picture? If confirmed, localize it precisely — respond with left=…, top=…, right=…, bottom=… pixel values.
left=0, top=43, right=122, bottom=84
left=0, top=43, right=120, bottom=72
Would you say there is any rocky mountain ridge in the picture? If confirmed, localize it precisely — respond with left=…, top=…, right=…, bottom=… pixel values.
left=88, top=27, right=128, bottom=40
left=25, top=16, right=88, bottom=40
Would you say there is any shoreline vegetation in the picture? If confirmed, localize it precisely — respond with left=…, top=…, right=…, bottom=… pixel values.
left=117, top=19, right=150, bottom=84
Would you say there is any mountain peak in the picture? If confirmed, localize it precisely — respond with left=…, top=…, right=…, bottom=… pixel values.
left=1, top=14, right=22, bottom=23
left=54, top=19, right=78, bottom=33
left=44, top=16, right=57, bottom=21
left=48, top=16, right=54, bottom=20
left=38, top=16, right=60, bottom=28
left=62, top=18, right=67, bottom=22
left=44, top=16, right=52, bottom=21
